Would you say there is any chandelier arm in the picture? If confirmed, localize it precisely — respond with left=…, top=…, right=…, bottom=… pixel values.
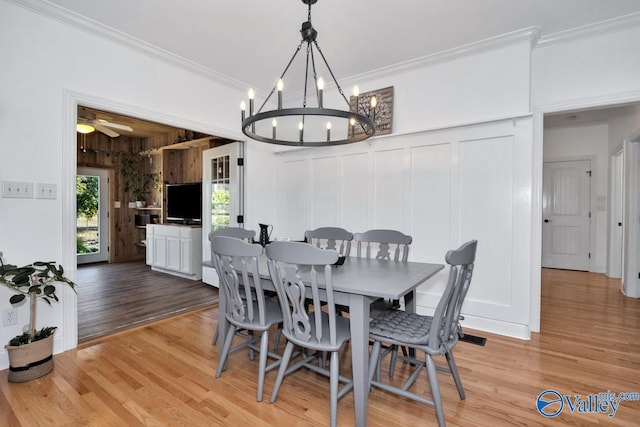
left=257, top=41, right=305, bottom=114
left=309, top=43, right=320, bottom=107
left=312, top=40, right=350, bottom=107
left=302, top=42, right=311, bottom=109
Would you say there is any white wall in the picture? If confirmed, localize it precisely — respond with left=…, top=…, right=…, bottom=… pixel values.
left=543, top=122, right=609, bottom=272
left=0, top=1, right=245, bottom=369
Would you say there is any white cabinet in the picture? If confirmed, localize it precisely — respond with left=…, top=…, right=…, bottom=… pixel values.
left=146, top=224, right=202, bottom=280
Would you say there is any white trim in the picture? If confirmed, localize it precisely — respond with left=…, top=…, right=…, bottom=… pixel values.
left=537, top=12, right=640, bottom=49
left=416, top=307, right=530, bottom=340
left=269, top=113, right=533, bottom=154
left=6, top=0, right=248, bottom=90
left=60, top=89, right=243, bottom=351
left=61, top=88, right=77, bottom=351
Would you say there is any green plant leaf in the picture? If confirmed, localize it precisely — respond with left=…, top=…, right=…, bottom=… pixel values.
left=43, top=285, right=56, bottom=296
left=9, top=294, right=25, bottom=304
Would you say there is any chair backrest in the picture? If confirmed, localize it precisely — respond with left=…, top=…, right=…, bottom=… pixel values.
left=209, top=227, right=256, bottom=243
left=266, top=241, right=340, bottom=346
left=428, top=240, right=478, bottom=350
left=211, top=236, right=268, bottom=327
left=304, top=227, right=353, bottom=257
left=353, top=229, right=412, bottom=261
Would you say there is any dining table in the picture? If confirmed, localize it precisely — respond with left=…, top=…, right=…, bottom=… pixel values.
left=209, top=254, right=444, bottom=427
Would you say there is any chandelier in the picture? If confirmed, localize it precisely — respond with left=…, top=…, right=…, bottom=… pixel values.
left=240, top=0, right=376, bottom=147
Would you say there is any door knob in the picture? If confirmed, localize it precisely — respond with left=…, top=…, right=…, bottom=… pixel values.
left=544, top=219, right=550, bottom=223
left=618, top=222, right=622, bottom=226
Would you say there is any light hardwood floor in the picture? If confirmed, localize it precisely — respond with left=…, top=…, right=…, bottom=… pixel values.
left=1, top=269, right=639, bottom=426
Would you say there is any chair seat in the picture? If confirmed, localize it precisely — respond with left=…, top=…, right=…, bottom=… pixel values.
left=286, top=311, right=351, bottom=352
left=227, top=298, right=283, bottom=331
left=369, top=310, right=433, bottom=345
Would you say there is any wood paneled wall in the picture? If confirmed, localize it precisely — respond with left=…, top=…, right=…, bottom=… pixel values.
left=76, top=132, right=210, bottom=263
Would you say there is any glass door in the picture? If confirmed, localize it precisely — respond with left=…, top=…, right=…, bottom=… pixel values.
left=77, top=167, right=109, bottom=264
left=202, top=142, right=244, bottom=285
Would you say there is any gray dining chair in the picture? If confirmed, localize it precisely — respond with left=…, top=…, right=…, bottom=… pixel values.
left=353, top=229, right=413, bottom=369
left=211, top=236, right=283, bottom=402
left=367, top=240, right=478, bottom=427
left=353, top=228, right=412, bottom=313
left=209, top=227, right=257, bottom=345
left=266, top=241, right=353, bottom=427
left=304, top=227, right=353, bottom=257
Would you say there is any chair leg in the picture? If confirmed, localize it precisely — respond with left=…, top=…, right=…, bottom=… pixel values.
left=368, top=341, right=381, bottom=386
left=216, top=325, right=236, bottom=377
left=329, top=350, right=339, bottom=427
left=445, top=351, right=465, bottom=400
left=425, top=354, right=446, bottom=427
left=273, top=324, right=282, bottom=351
left=270, top=341, right=295, bottom=403
left=389, top=344, right=398, bottom=377
left=248, top=331, right=255, bottom=361
left=212, top=328, right=219, bottom=345
left=256, top=330, right=269, bottom=402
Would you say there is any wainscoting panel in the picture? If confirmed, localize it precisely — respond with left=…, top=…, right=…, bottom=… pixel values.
left=311, top=156, right=339, bottom=229
left=341, top=152, right=370, bottom=232
left=274, top=117, right=534, bottom=338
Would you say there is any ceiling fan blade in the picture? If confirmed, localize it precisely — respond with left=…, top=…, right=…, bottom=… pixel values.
left=94, top=124, right=120, bottom=138
left=96, top=119, right=133, bottom=132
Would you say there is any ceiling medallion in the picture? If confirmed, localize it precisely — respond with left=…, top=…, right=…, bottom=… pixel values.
left=240, top=0, right=377, bottom=147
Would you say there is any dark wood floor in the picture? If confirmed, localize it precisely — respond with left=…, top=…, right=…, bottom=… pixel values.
left=77, top=261, right=218, bottom=342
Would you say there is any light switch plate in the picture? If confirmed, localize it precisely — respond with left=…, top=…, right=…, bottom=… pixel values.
left=2, top=181, right=33, bottom=199
left=36, top=183, right=57, bottom=199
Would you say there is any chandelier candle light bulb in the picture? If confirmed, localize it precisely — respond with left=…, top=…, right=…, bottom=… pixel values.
left=370, top=95, right=377, bottom=121
left=326, top=121, right=331, bottom=141
left=240, top=101, right=246, bottom=121
left=298, top=121, right=304, bottom=142
left=317, top=77, right=324, bottom=108
left=277, top=79, right=284, bottom=109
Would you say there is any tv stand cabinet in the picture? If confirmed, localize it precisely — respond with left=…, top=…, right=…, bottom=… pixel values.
left=146, top=224, right=202, bottom=280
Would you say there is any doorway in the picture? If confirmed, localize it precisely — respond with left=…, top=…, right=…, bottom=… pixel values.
left=77, top=167, right=110, bottom=264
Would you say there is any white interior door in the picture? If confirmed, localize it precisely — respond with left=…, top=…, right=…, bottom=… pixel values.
left=542, top=160, right=591, bottom=271
left=77, top=167, right=109, bottom=264
left=201, top=142, right=244, bottom=286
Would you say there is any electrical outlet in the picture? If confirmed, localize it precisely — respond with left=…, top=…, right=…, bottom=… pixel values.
left=3, top=308, right=17, bottom=326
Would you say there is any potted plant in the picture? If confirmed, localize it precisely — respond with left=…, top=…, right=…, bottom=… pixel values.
left=0, top=260, right=75, bottom=382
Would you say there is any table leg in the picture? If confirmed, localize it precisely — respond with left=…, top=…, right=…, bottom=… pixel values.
left=349, top=293, right=370, bottom=427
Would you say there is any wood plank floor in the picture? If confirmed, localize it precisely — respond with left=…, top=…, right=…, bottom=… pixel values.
left=1, top=269, right=639, bottom=426
left=77, top=261, right=218, bottom=342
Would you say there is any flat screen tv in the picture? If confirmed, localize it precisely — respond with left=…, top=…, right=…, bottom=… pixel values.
left=165, top=182, right=202, bottom=224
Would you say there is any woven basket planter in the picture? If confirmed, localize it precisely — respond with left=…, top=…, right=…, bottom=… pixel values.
left=5, top=334, right=54, bottom=383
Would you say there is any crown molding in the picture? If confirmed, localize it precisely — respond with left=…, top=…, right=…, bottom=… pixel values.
left=537, top=11, right=640, bottom=50
left=339, top=27, right=540, bottom=86
left=5, top=0, right=248, bottom=91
